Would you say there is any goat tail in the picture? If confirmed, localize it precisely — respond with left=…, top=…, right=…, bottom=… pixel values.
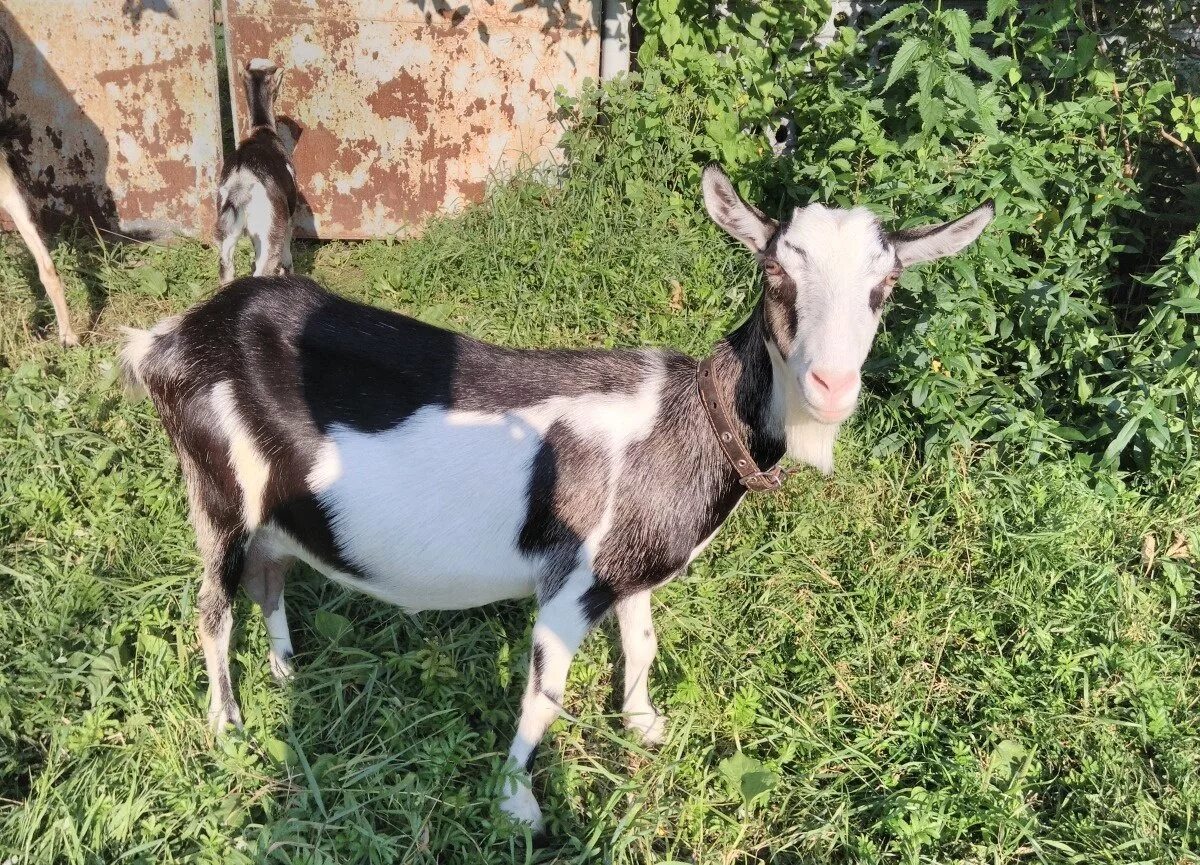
left=216, top=183, right=248, bottom=235
left=118, top=315, right=180, bottom=400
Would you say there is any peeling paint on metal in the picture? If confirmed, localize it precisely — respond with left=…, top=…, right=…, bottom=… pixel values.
left=0, top=2, right=221, bottom=239
left=223, top=0, right=600, bottom=239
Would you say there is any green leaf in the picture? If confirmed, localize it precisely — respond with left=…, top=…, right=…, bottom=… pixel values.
left=314, top=609, right=352, bottom=641
left=1010, top=164, right=1043, bottom=201
left=264, top=737, right=296, bottom=765
left=719, top=752, right=777, bottom=807
left=1077, top=370, right=1093, bottom=401
left=660, top=12, right=682, bottom=48
left=941, top=9, right=972, bottom=57
left=1166, top=297, right=1200, bottom=313
left=1103, top=415, right=1143, bottom=463
left=656, top=0, right=679, bottom=15
left=1054, top=425, right=1088, bottom=442
left=986, top=0, right=1016, bottom=23
left=884, top=37, right=928, bottom=92
left=1182, top=253, right=1200, bottom=288
left=864, top=2, right=921, bottom=35
left=945, top=71, right=980, bottom=114
left=133, top=266, right=168, bottom=298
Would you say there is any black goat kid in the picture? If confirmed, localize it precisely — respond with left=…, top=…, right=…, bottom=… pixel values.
left=216, top=59, right=297, bottom=285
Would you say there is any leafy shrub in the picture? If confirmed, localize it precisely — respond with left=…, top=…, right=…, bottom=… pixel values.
left=561, top=0, right=1200, bottom=486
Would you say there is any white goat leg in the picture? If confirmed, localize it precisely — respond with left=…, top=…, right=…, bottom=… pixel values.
left=241, top=545, right=295, bottom=681
left=501, top=576, right=600, bottom=828
left=615, top=591, right=666, bottom=744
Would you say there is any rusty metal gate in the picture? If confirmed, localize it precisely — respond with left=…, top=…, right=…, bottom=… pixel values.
left=222, top=0, right=600, bottom=239
left=1, top=1, right=599, bottom=242
left=0, top=2, right=221, bottom=239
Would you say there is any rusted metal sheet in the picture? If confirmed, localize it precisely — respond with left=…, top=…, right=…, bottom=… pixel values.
left=223, top=0, right=600, bottom=239
left=0, top=2, right=221, bottom=239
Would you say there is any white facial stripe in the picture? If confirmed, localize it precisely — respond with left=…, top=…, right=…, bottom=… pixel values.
left=776, top=205, right=893, bottom=286
left=762, top=205, right=890, bottom=430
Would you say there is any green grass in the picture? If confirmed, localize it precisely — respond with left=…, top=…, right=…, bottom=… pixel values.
left=1, top=158, right=1198, bottom=864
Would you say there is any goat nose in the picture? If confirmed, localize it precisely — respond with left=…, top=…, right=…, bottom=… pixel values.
left=807, top=368, right=860, bottom=401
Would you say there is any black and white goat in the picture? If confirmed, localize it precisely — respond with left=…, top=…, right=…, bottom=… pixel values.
left=216, top=59, right=297, bottom=285
left=121, top=165, right=993, bottom=828
left=0, top=26, right=78, bottom=346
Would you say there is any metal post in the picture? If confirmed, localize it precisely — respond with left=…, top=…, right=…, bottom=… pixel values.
left=600, top=0, right=630, bottom=80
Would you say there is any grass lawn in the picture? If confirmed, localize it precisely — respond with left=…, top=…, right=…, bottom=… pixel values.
left=1, top=163, right=1198, bottom=863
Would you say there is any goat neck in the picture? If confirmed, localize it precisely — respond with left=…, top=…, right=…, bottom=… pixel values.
left=703, top=304, right=787, bottom=478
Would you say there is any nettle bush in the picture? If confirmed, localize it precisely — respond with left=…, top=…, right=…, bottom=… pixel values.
left=562, top=0, right=1200, bottom=485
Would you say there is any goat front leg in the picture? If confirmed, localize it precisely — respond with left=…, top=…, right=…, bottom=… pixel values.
left=615, top=590, right=666, bottom=744
left=0, top=159, right=77, bottom=346
left=501, top=575, right=610, bottom=829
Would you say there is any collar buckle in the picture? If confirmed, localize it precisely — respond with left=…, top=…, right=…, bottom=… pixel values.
left=740, top=467, right=784, bottom=492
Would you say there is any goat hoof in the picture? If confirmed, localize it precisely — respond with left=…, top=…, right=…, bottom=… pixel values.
left=59, top=331, right=80, bottom=348
left=269, top=650, right=294, bottom=682
left=500, top=780, right=544, bottom=831
left=626, top=710, right=667, bottom=746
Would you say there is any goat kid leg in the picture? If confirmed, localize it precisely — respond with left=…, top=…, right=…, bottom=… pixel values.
left=0, top=159, right=77, bottom=346
left=215, top=201, right=242, bottom=286
left=252, top=233, right=283, bottom=277
left=278, top=219, right=293, bottom=275
left=501, top=577, right=606, bottom=829
left=615, top=590, right=666, bottom=744
left=249, top=201, right=286, bottom=277
left=241, top=541, right=295, bottom=681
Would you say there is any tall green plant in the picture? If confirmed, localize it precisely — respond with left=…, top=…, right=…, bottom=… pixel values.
left=575, top=0, right=1198, bottom=485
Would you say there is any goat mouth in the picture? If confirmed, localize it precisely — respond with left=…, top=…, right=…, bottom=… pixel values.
left=793, top=382, right=854, bottom=425
left=811, top=407, right=852, bottom=424
left=798, top=394, right=854, bottom=425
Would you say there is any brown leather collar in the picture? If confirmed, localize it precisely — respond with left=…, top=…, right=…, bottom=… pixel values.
left=696, top=356, right=785, bottom=493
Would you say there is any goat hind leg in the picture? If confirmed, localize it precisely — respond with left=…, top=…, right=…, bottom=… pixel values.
left=182, top=460, right=248, bottom=733
left=278, top=219, right=293, bottom=275
left=215, top=201, right=242, bottom=285
left=196, top=525, right=247, bottom=732
left=251, top=206, right=287, bottom=277
left=0, top=159, right=77, bottom=346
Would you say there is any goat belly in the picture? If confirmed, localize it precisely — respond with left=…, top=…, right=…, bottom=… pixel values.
left=284, top=405, right=545, bottom=611
left=273, top=388, right=657, bottom=612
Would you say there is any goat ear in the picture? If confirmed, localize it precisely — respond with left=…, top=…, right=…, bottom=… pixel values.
left=702, top=164, right=776, bottom=253
left=890, top=200, right=995, bottom=267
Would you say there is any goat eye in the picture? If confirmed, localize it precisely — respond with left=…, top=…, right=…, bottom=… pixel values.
left=870, top=270, right=899, bottom=314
